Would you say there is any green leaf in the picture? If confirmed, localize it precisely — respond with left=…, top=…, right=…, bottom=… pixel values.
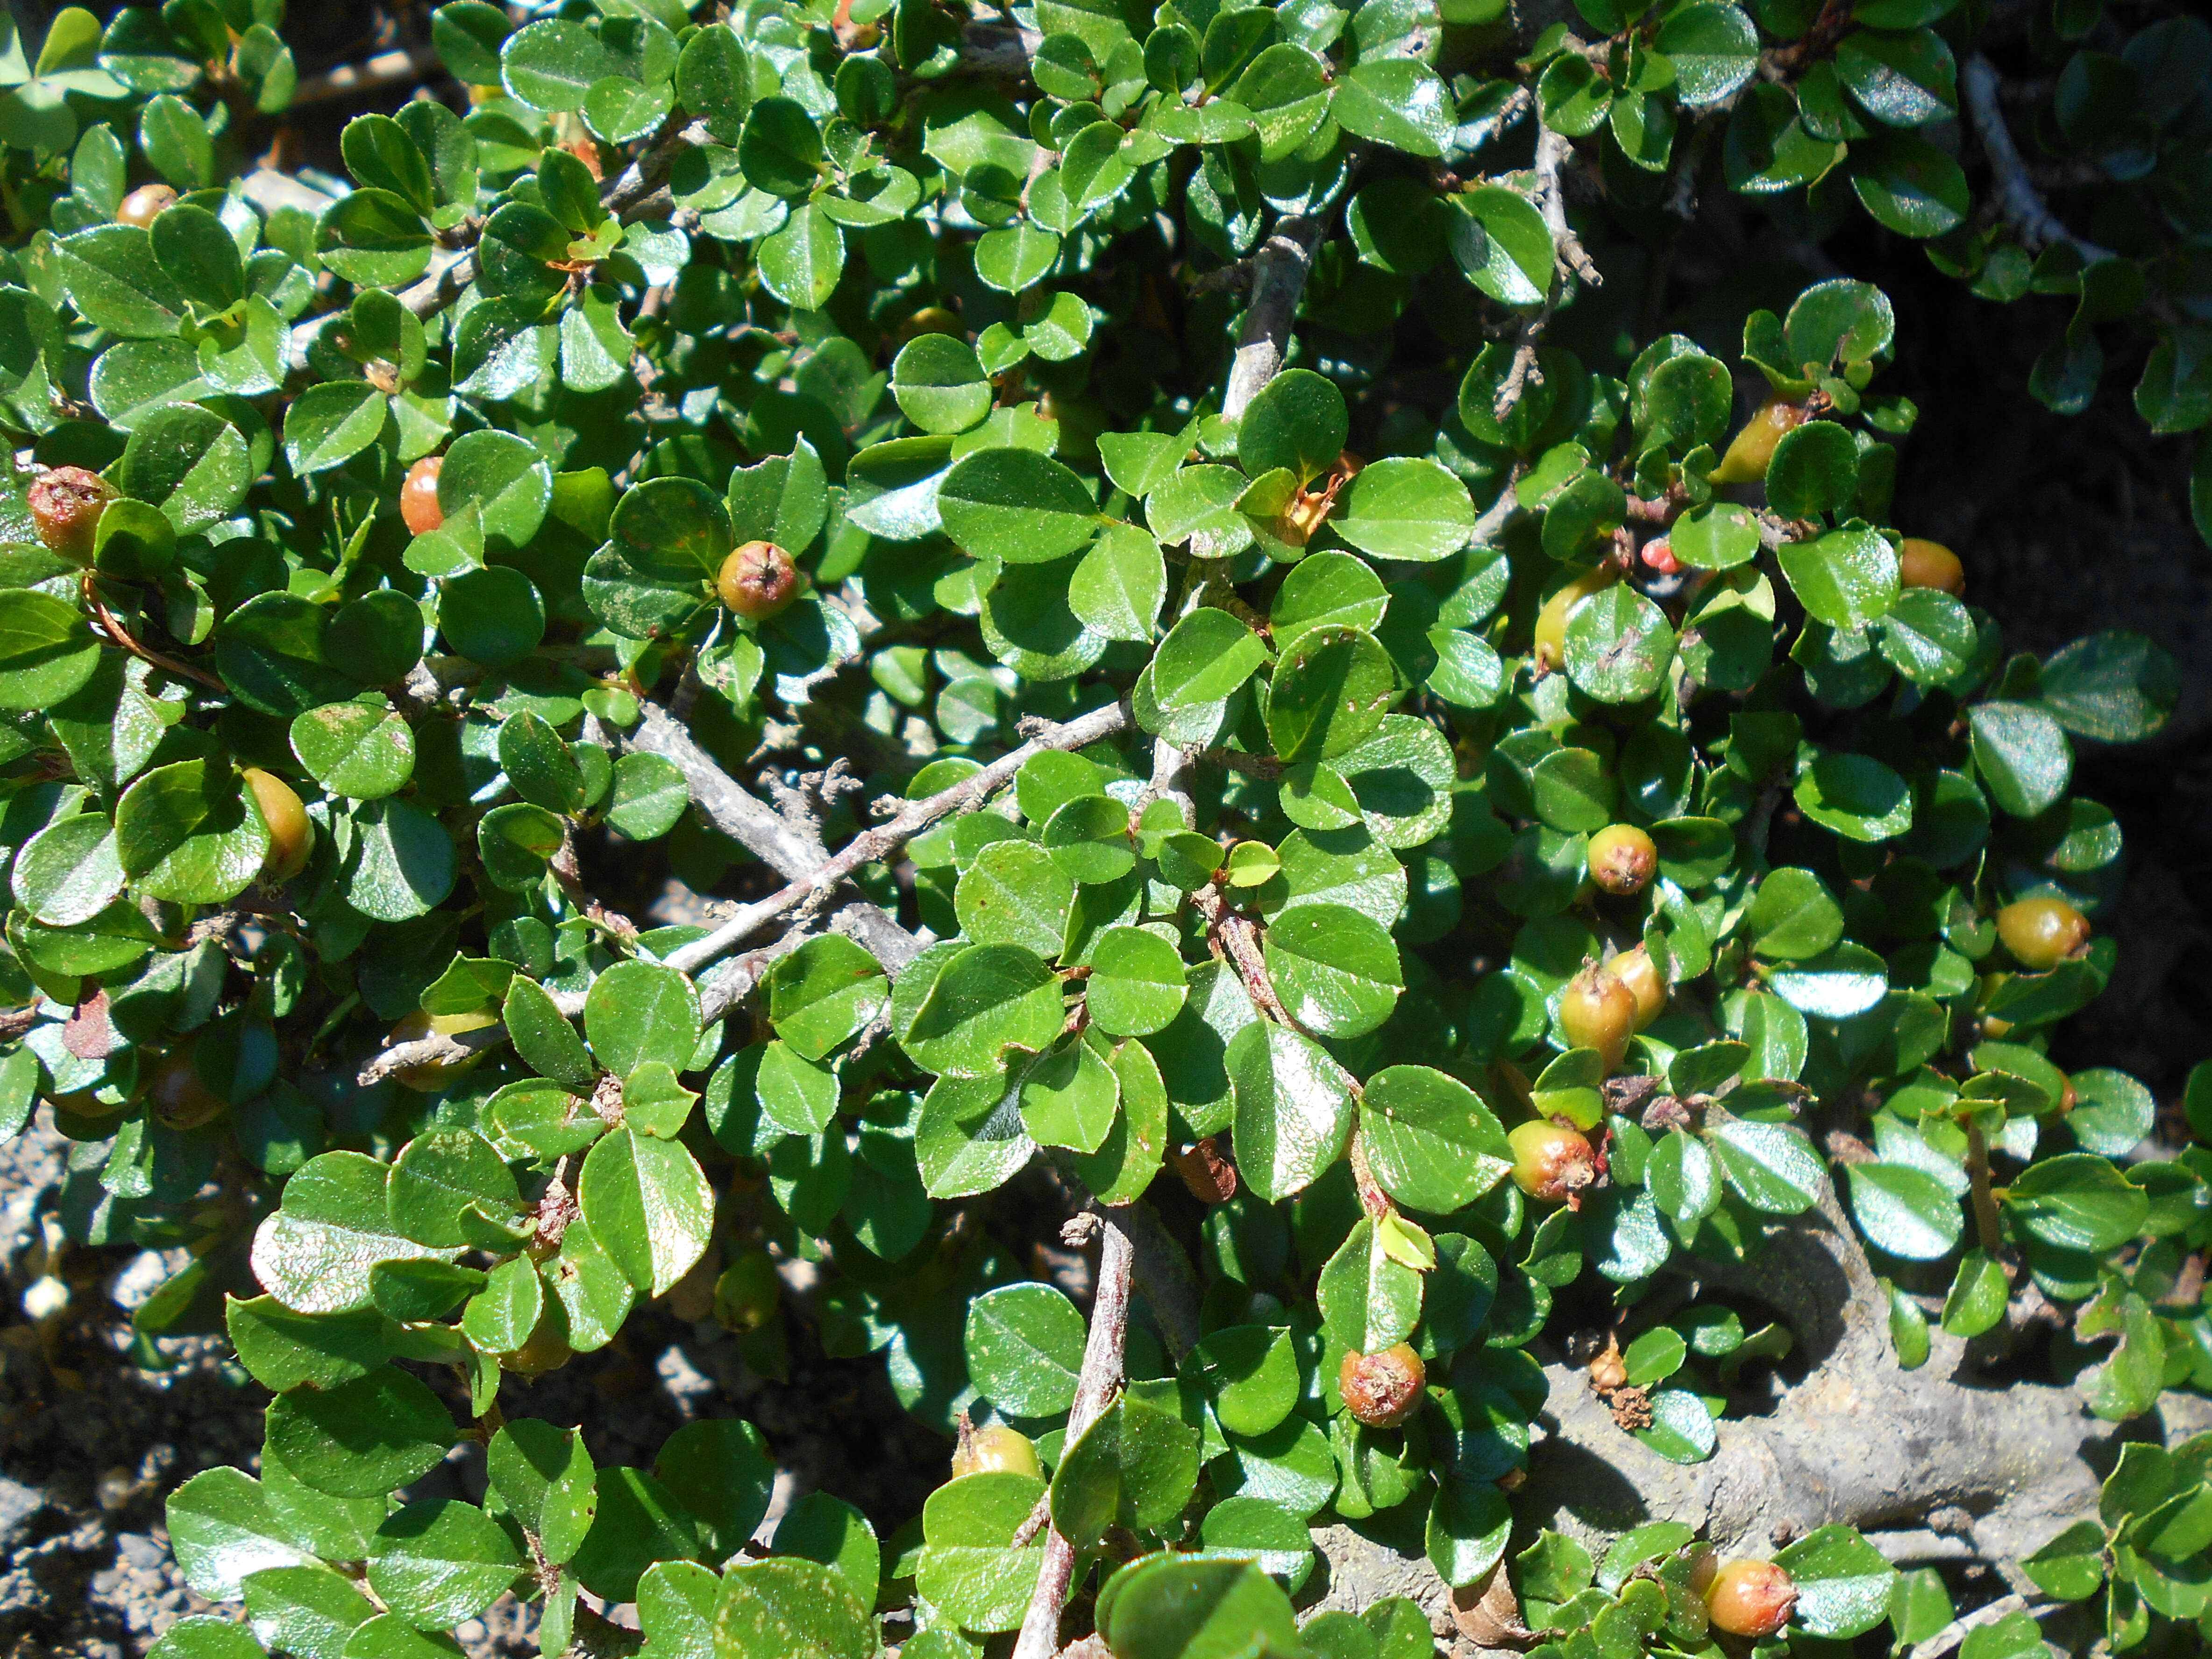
left=166, top=1468, right=312, bottom=1602
left=1318, top=1217, right=1423, bottom=1353
left=1239, top=368, right=1347, bottom=487
left=585, top=959, right=699, bottom=1079
left=1262, top=902, right=1402, bottom=1039
left=1764, top=420, right=1859, bottom=519
left=1099, top=1558, right=1299, bottom=1659
left=367, top=1499, right=525, bottom=1628
left=2004, top=1152, right=2148, bottom=1251
left=1227, top=1020, right=1355, bottom=1202
left=572, top=1467, right=704, bottom=1605
left=955, top=839, right=1075, bottom=957
left=915, top=1472, right=1048, bottom=1633
left=1358, top=1065, right=1512, bottom=1213
left=891, top=333, right=992, bottom=435
left=1183, top=1323, right=1300, bottom=1437
left=905, top=943, right=1063, bottom=1078
left=1844, top=1160, right=1962, bottom=1259
left=1051, top=1393, right=1200, bottom=1546
left=578, top=1126, right=712, bottom=1297
left=1850, top=129, right=1969, bottom=238
left=1086, top=926, right=1187, bottom=1036
left=1427, top=1480, right=1513, bottom=1588
left=2022, top=1519, right=2109, bottom=1602
left=1794, top=752, right=1912, bottom=841
left=939, top=447, right=1098, bottom=564
left=1941, top=1248, right=2008, bottom=1336
left=1155, top=606, right=1268, bottom=709
left=0, top=589, right=99, bottom=710
left=262, top=1364, right=454, bottom=1498
left=1564, top=584, right=1677, bottom=703
left=2036, top=631, right=2177, bottom=743
left=1330, top=59, right=1454, bottom=157
left=1332, top=457, right=1478, bottom=561
left=292, top=703, right=413, bottom=800
left=248, top=1151, right=455, bottom=1316
left=11, top=811, right=124, bottom=926
left=1969, top=701, right=2074, bottom=818
left=1655, top=3, right=1759, bottom=105
left=1634, top=1388, right=1719, bottom=1464
left=1773, top=1524, right=1898, bottom=1639
left=1778, top=528, right=1899, bottom=629
left=1706, top=1116, right=1823, bottom=1214
left=1267, top=626, right=1395, bottom=762
left=758, top=201, right=845, bottom=311
left=964, top=1281, right=1087, bottom=1416
left=768, top=934, right=887, bottom=1061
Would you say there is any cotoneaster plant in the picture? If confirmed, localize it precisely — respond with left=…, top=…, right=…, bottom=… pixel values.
left=0, top=4, right=2201, bottom=1659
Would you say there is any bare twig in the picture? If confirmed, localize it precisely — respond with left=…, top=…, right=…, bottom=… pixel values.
left=1496, top=128, right=1599, bottom=424
left=81, top=575, right=225, bottom=691
left=1962, top=55, right=2114, bottom=264
left=1906, top=1595, right=2031, bottom=1659
left=1010, top=1207, right=1135, bottom=1659
left=288, top=43, right=443, bottom=106
left=1223, top=217, right=1323, bottom=420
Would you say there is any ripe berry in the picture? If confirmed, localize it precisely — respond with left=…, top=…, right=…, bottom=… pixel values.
left=717, top=539, right=801, bottom=621
left=950, top=1423, right=1041, bottom=1481
left=28, top=466, right=115, bottom=563
left=1606, top=943, right=1668, bottom=1031
left=400, top=456, right=444, bottom=536
left=1640, top=537, right=1680, bottom=574
left=1337, top=1342, right=1426, bottom=1428
left=1709, top=397, right=1804, bottom=486
left=1532, top=567, right=1617, bottom=672
left=1995, top=897, right=2090, bottom=971
left=242, top=768, right=313, bottom=883
left=1509, top=1120, right=1598, bottom=1203
left=388, top=1007, right=503, bottom=1091
left=115, top=184, right=178, bottom=228
left=1703, top=1559, right=1798, bottom=1638
left=1898, top=538, right=1966, bottom=596
left=713, top=1248, right=782, bottom=1333
left=145, top=1046, right=226, bottom=1130
left=1587, top=825, right=1658, bottom=896
left=1558, top=962, right=1636, bottom=1072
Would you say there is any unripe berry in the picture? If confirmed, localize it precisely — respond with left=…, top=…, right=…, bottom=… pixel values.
left=1709, top=397, right=1804, bottom=486
left=400, top=456, right=444, bottom=536
left=951, top=1423, right=1041, bottom=1481
left=1559, top=963, right=1636, bottom=1072
left=717, top=539, right=801, bottom=621
left=1606, top=944, right=1667, bottom=1032
left=1532, top=567, right=1617, bottom=672
left=500, top=1309, right=574, bottom=1376
left=1337, top=1342, right=1426, bottom=1428
left=115, top=184, right=178, bottom=228
left=1703, top=1559, right=1798, bottom=1638
left=896, top=305, right=962, bottom=345
left=242, top=768, right=313, bottom=883
left=1995, top=897, right=2091, bottom=971
left=145, top=1046, right=226, bottom=1130
left=389, top=1007, right=503, bottom=1091
left=1898, top=538, right=1965, bottom=596
left=1509, top=1120, right=1598, bottom=1203
left=713, top=1248, right=782, bottom=1333
left=1587, top=825, right=1658, bottom=896
left=28, top=467, right=115, bottom=563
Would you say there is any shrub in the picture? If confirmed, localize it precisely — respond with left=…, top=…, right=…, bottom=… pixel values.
left=0, top=3, right=2205, bottom=1659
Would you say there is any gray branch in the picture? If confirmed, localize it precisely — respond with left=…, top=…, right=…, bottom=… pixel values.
left=1223, top=216, right=1324, bottom=422
left=1963, top=55, right=2114, bottom=264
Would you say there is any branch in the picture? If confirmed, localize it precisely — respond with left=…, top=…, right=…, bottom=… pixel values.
left=288, top=43, right=443, bottom=106
left=1962, top=55, right=2114, bottom=264
left=615, top=699, right=921, bottom=973
left=1223, top=216, right=1323, bottom=421
left=1011, top=1206, right=1135, bottom=1659
left=1906, top=1595, right=2032, bottom=1659
left=1495, top=128, right=1599, bottom=424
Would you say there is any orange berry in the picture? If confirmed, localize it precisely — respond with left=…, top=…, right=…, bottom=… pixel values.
left=1587, top=825, right=1658, bottom=896
left=1509, top=1120, right=1597, bottom=1204
left=1337, top=1343, right=1426, bottom=1428
left=400, top=456, right=444, bottom=536
left=717, top=540, right=801, bottom=621
left=1898, top=538, right=1965, bottom=596
left=1606, top=944, right=1668, bottom=1032
left=115, top=184, right=178, bottom=228
left=1995, top=898, right=2090, bottom=971
left=1710, top=397, right=1804, bottom=486
left=242, top=768, right=313, bottom=883
left=1704, top=1560, right=1798, bottom=1638
left=1559, top=963, right=1636, bottom=1072
left=28, top=467, right=114, bottom=563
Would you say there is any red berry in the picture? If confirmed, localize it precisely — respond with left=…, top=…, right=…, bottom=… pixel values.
left=28, top=467, right=115, bottom=563
left=400, top=457, right=444, bottom=536
left=1337, top=1343, right=1426, bottom=1428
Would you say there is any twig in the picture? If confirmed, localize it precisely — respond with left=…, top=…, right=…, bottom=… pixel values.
left=654, top=698, right=1133, bottom=981
left=1906, top=1595, right=2030, bottom=1659
left=1461, top=84, right=1533, bottom=156
left=1962, top=55, right=2114, bottom=263
left=81, top=575, right=226, bottom=691
left=1495, top=128, right=1599, bottom=424
left=1223, top=216, right=1323, bottom=420
left=1964, top=1119, right=2005, bottom=1259
left=1010, top=1207, right=1135, bottom=1659
left=287, top=43, right=443, bottom=106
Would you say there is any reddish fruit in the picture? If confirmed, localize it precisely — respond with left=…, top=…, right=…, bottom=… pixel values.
left=1587, top=825, right=1658, bottom=896
left=1641, top=537, right=1680, bottom=574
left=1509, top=1121, right=1598, bottom=1203
left=115, top=184, right=178, bottom=228
left=1703, top=1559, right=1798, bottom=1638
left=28, top=467, right=115, bottom=563
left=1995, top=897, right=2091, bottom=971
left=145, top=1047, right=225, bottom=1130
left=1607, top=944, right=1667, bottom=1032
left=1710, top=397, right=1804, bottom=486
left=1338, top=1342, right=1426, bottom=1428
left=1898, top=538, right=1966, bottom=596
left=242, top=768, right=313, bottom=883
left=400, top=456, right=444, bottom=536
left=1559, top=963, right=1636, bottom=1072
left=1533, top=567, right=1617, bottom=673
left=951, top=1423, right=1041, bottom=1480
left=717, top=539, right=801, bottom=621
